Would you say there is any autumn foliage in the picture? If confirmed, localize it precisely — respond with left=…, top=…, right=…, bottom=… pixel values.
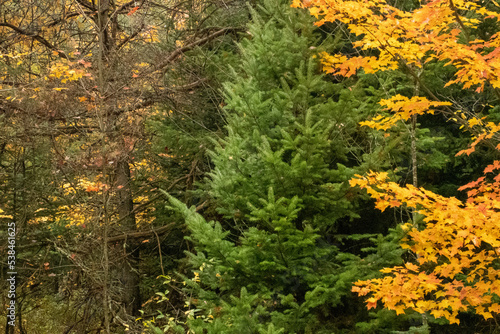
left=294, top=0, right=500, bottom=325
left=350, top=171, right=500, bottom=324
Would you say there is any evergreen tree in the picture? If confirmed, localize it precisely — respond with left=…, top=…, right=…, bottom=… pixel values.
left=163, top=0, right=407, bottom=332
left=209, top=7, right=359, bottom=229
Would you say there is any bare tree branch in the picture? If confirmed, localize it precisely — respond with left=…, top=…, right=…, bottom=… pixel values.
left=107, top=222, right=176, bottom=242
left=0, top=22, right=73, bottom=60
left=145, top=27, right=242, bottom=75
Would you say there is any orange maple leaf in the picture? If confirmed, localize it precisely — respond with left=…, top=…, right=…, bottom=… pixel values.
left=127, top=6, right=139, bottom=16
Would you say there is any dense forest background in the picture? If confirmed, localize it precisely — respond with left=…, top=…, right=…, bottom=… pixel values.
left=0, top=0, right=499, bottom=333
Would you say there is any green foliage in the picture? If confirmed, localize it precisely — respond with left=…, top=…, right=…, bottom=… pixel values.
left=158, top=1, right=410, bottom=332
left=149, top=0, right=498, bottom=333
left=208, top=2, right=375, bottom=230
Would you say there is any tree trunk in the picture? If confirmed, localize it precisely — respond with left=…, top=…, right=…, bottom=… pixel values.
left=116, top=158, right=141, bottom=316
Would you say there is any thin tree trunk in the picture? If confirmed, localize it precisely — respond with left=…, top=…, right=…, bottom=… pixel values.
left=116, top=159, right=141, bottom=315
left=411, top=113, right=418, bottom=223
left=102, top=179, right=111, bottom=333
left=412, top=67, right=428, bottom=329
left=97, top=2, right=112, bottom=329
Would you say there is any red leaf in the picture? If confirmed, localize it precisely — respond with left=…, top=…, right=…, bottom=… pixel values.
left=127, top=6, right=139, bottom=16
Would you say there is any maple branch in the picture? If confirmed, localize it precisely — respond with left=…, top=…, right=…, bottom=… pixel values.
left=0, top=22, right=72, bottom=60
left=362, top=25, right=453, bottom=115
left=363, top=20, right=499, bottom=150
left=449, top=0, right=471, bottom=44
left=398, top=58, right=500, bottom=151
